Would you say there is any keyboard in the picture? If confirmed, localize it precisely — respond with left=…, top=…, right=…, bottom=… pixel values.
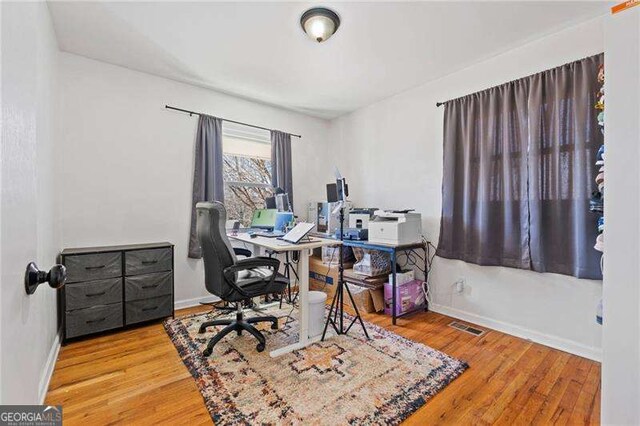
left=253, top=230, right=285, bottom=238
left=309, top=231, right=335, bottom=239
left=237, top=227, right=268, bottom=233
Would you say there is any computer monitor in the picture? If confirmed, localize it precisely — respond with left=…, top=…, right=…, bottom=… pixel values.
left=265, top=196, right=277, bottom=209
left=250, top=209, right=278, bottom=229
left=274, top=212, right=294, bottom=232
left=327, top=182, right=347, bottom=203
left=326, top=183, right=338, bottom=203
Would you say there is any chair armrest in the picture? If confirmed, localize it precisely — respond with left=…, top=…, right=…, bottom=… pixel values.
left=223, top=257, right=281, bottom=291
left=224, top=257, right=280, bottom=275
left=233, top=247, right=252, bottom=258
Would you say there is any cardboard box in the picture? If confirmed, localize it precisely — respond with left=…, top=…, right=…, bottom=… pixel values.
left=342, top=268, right=385, bottom=314
left=309, top=256, right=353, bottom=300
left=344, top=269, right=387, bottom=289
left=346, top=283, right=385, bottom=314
left=309, top=257, right=382, bottom=314
left=388, top=269, right=415, bottom=286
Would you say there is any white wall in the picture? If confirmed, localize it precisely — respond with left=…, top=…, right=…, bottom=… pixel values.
left=602, top=8, right=640, bottom=425
left=1, top=2, right=61, bottom=403
left=329, top=17, right=605, bottom=360
left=58, top=53, right=332, bottom=307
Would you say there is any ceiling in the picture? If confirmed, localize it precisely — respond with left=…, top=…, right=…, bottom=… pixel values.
left=48, top=1, right=609, bottom=119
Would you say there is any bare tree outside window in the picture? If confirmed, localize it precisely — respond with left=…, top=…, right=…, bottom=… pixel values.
left=223, top=154, right=273, bottom=225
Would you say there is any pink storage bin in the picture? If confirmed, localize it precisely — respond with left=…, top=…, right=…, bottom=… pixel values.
left=383, top=279, right=426, bottom=316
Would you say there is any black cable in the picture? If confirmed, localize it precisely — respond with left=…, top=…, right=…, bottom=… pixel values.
left=321, top=247, right=337, bottom=292
left=280, top=300, right=297, bottom=331
left=394, top=237, right=436, bottom=281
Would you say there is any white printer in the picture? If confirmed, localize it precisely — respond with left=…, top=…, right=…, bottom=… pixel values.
left=368, top=210, right=422, bottom=245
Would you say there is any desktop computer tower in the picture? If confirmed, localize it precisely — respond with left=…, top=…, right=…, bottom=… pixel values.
left=307, top=202, right=319, bottom=225
left=315, top=201, right=351, bottom=235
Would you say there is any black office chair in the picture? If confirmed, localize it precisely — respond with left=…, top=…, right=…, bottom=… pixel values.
left=201, top=246, right=253, bottom=313
left=196, top=201, right=289, bottom=356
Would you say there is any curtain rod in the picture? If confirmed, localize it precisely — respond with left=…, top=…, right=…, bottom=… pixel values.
left=164, top=105, right=302, bottom=138
left=435, top=52, right=604, bottom=108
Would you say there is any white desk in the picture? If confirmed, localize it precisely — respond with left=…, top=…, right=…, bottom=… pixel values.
left=228, top=233, right=339, bottom=357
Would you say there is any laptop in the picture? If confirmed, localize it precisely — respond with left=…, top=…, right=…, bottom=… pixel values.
left=253, top=212, right=294, bottom=238
left=277, top=222, right=316, bottom=244
left=239, top=209, right=278, bottom=232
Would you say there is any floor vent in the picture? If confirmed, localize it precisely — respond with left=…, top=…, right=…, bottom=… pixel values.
left=448, top=321, right=486, bottom=336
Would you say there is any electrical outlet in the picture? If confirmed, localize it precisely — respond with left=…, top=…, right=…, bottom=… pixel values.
left=455, top=279, right=465, bottom=294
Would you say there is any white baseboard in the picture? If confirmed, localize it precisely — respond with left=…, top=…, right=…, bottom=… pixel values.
left=174, top=295, right=220, bottom=310
left=429, top=303, right=602, bottom=362
left=38, top=330, right=61, bottom=404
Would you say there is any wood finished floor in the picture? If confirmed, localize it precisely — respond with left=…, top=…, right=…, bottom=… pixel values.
left=45, top=306, right=601, bottom=425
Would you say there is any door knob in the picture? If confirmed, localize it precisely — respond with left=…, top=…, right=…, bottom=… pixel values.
left=25, top=262, right=67, bottom=295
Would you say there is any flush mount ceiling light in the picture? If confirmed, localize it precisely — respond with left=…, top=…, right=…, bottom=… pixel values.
left=300, top=7, right=340, bottom=43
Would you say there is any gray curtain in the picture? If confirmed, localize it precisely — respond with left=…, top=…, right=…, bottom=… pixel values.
left=438, top=53, right=603, bottom=279
left=271, top=130, right=294, bottom=208
left=527, top=55, right=603, bottom=278
left=438, top=80, right=531, bottom=270
left=188, top=115, right=224, bottom=259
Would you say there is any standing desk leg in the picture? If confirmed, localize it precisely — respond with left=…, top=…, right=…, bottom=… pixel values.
left=251, top=242, right=262, bottom=308
left=270, top=248, right=313, bottom=357
left=424, top=245, right=429, bottom=312
left=299, top=249, right=310, bottom=347
left=392, top=251, right=397, bottom=325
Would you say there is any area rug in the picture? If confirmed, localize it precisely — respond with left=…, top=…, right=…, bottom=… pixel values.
left=164, top=304, right=467, bottom=425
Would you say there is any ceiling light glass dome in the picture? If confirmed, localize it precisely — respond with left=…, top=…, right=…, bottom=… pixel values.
left=300, top=8, right=340, bottom=43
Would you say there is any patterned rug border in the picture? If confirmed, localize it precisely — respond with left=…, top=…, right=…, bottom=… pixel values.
left=164, top=307, right=468, bottom=425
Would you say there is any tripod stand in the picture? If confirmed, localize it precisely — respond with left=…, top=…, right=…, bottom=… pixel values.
left=321, top=206, right=370, bottom=340
left=263, top=250, right=300, bottom=307
left=279, top=251, right=300, bottom=308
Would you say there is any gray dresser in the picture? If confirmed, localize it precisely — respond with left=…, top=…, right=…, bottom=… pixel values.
left=58, top=242, right=174, bottom=343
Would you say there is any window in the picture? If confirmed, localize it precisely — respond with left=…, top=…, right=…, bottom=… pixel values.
left=222, top=122, right=273, bottom=225
left=438, top=54, right=603, bottom=279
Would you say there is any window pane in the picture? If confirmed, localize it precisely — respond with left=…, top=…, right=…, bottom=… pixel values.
left=222, top=155, right=272, bottom=225
left=223, top=155, right=272, bottom=185
left=224, top=184, right=273, bottom=225
left=222, top=122, right=273, bottom=226
left=223, top=136, right=271, bottom=159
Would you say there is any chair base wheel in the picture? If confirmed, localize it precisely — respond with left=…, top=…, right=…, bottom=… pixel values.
left=200, top=313, right=274, bottom=355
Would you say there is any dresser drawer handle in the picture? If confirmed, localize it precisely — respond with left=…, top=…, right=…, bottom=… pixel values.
left=86, top=291, right=106, bottom=297
left=141, top=260, right=158, bottom=265
left=142, top=306, right=158, bottom=312
left=142, top=284, right=159, bottom=289
left=85, top=265, right=106, bottom=270
left=86, top=317, right=106, bottom=324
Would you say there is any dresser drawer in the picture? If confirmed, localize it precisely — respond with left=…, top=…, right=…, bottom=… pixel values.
left=65, top=303, right=123, bottom=339
left=125, top=295, right=173, bottom=325
left=125, top=272, right=172, bottom=301
left=125, top=248, right=172, bottom=276
left=65, top=278, right=122, bottom=311
left=65, top=252, right=122, bottom=283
